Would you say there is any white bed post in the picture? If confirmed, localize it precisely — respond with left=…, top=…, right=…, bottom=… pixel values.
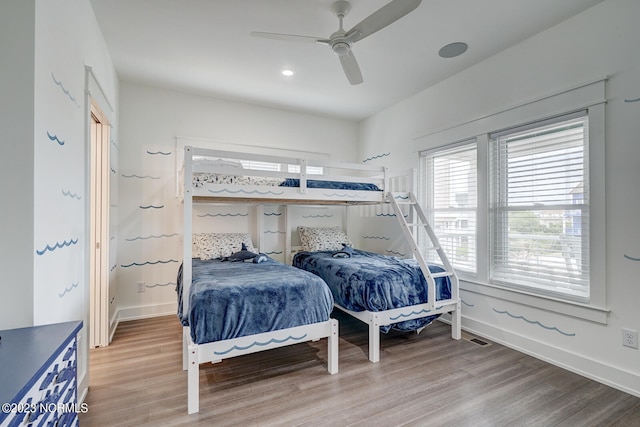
left=285, top=205, right=292, bottom=264
left=368, top=313, right=381, bottom=363
left=183, top=147, right=193, bottom=317
left=182, top=145, right=199, bottom=415
left=328, top=319, right=339, bottom=374
left=187, top=342, right=199, bottom=414
left=299, top=158, right=307, bottom=194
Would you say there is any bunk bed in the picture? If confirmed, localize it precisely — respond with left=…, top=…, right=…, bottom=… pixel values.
left=180, top=146, right=390, bottom=205
left=177, top=248, right=338, bottom=415
left=293, top=243, right=459, bottom=362
left=179, top=145, right=460, bottom=412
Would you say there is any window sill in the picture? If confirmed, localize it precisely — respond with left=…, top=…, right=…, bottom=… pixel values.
left=460, top=279, right=609, bottom=324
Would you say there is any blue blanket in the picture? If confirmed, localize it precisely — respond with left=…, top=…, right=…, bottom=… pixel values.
left=293, top=250, right=451, bottom=333
left=280, top=178, right=381, bottom=191
left=177, top=258, right=334, bottom=344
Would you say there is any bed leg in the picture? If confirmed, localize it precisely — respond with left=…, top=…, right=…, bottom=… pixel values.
left=451, top=302, right=462, bottom=340
left=369, top=313, right=380, bottom=363
left=182, top=327, right=189, bottom=371
left=327, top=319, right=339, bottom=374
left=187, top=343, right=199, bottom=414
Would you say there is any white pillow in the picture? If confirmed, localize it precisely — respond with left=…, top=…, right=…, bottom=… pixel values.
left=192, top=233, right=256, bottom=260
left=298, top=226, right=353, bottom=252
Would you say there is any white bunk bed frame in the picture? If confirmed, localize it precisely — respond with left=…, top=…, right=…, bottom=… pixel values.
left=181, top=146, right=460, bottom=413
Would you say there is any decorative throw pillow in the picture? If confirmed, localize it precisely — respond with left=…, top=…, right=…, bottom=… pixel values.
left=298, top=226, right=353, bottom=252
left=192, top=233, right=256, bottom=260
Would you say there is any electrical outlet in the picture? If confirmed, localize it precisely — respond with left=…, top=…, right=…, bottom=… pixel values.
left=622, top=328, right=638, bottom=349
left=137, top=281, right=145, bottom=293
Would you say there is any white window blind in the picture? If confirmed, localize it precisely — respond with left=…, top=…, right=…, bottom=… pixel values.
left=287, top=164, right=324, bottom=175
left=239, top=160, right=281, bottom=171
left=490, top=112, right=589, bottom=299
left=422, top=140, right=477, bottom=273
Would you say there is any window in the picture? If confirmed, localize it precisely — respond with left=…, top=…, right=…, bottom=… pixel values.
left=421, top=141, right=477, bottom=273
left=489, top=112, right=589, bottom=300
left=287, top=164, right=324, bottom=175
left=235, top=160, right=323, bottom=174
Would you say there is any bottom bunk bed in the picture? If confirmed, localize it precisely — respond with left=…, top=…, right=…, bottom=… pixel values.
left=177, top=256, right=338, bottom=414
left=293, top=247, right=460, bottom=363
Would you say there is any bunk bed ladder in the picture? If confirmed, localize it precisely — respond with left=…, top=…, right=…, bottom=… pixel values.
left=387, top=192, right=459, bottom=312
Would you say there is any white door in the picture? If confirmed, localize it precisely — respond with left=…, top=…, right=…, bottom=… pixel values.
left=89, top=99, right=110, bottom=348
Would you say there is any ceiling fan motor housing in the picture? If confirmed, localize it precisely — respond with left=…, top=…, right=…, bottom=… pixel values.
left=332, top=41, right=351, bottom=56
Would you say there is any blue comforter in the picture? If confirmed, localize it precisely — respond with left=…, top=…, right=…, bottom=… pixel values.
left=177, top=258, right=334, bottom=344
left=292, top=250, right=451, bottom=333
left=280, top=178, right=381, bottom=191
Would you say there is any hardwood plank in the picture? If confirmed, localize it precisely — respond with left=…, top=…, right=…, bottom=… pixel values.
left=79, top=312, right=640, bottom=426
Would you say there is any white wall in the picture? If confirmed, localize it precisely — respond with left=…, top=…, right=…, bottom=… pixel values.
left=359, top=0, right=640, bottom=396
left=0, top=1, right=36, bottom=330
left=0, top=0, right=119, bottom=400
left=116, top=82, right=359, bottom=320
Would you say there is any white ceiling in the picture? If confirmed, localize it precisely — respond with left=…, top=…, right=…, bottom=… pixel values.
left=90, top=0, right=604, bottom=121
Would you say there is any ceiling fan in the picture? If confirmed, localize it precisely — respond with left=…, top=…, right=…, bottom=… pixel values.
left=251, top=0, right=422, bottom=85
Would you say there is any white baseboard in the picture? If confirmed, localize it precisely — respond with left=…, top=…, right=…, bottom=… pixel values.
left=116, top=302, right=177, bottom=322
left=446, top=315, right=640, bottom=398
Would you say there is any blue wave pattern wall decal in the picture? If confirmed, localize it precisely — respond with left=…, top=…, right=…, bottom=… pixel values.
left=36, top=238, right=79, bottom=255
left=363, top=235, right=390, bottom=240
left=122, top=174, right=160, bottom=180
left=214, top=334, right=308, bottom=356
left=624, top=97, right=640, bottom=103
left=146, top=150, right=172, bottom=155
left=264, top=212, right=282, bottom=216
left=125, top=233, right=179, bottom=241
left=492, top=308, right=575, bottom=336
left=390, top=306, right=443, bottom=321
left=111, top=168, right=116, bottom=174
left=376, top=212, right=408, bottom=218
left=197, top=213, right=247, bottom=217
left=61, top=189, right=81, bottom=200
left=624, top=254, right=640, bottom=261
left=208, top=188, right=285, bottom=196
left=110, top=264, right=117, bottom=272
left=264, top=230, right=285, bottom=234
left=265, top=251, right=283, bottom=255
left=385, top=249, right=405, bottom=256
left=47, top=131, right=65, bottom=146
left=303, top=214, right=334, bottom=218
left=363, top=152, right=391, bottom=163
left=51, top=72, right=80, bottom=107
left=120, top=259, right=179, bottom=268
left=322, top=192, right=365, bottom=199
left=146, top=282, right=176, bottom=288
left=139, top=204, right=164, bottom=209
left=461, top=299, right=474, bottom=307
left=59, top=282, right=79, bottom=298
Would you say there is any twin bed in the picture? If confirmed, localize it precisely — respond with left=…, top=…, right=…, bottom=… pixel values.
left=179, top=146, right=461, bottom=414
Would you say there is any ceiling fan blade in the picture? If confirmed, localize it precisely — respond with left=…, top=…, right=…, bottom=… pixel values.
left=338, top=50, right=363, bottom=85
left=345, top=0, right=422, bottom=43
left=250, top=31, right=330, bottom=45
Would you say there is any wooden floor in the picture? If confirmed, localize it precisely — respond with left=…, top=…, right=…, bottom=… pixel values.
left=80, top=312, right=640, bottom=426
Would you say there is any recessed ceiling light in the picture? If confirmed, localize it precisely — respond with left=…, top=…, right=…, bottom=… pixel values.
left=439, top=42, right=468, bottom=58
left=282, top=69, right=295, bottom=77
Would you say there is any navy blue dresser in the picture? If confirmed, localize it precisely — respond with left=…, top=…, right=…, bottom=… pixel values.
left=0, top=321, right=83, bottom=427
